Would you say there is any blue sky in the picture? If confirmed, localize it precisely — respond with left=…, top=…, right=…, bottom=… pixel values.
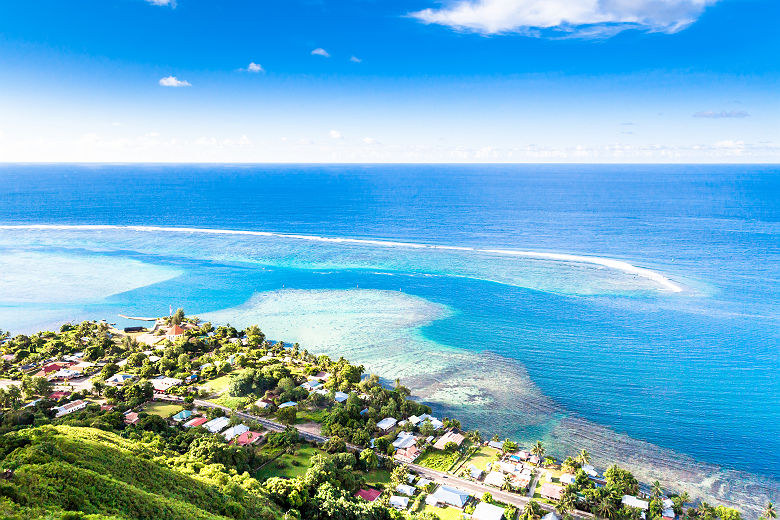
left=0, top=0, right=777, bottom=162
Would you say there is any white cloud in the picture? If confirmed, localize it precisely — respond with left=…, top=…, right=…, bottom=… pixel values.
left=159, top=76, right=191, bottom=87
left=411, top=0, right=719, bottom=37
left=362, top=137, right=379, bottom=145
left=329, top=130, right=343, bottom=139
left=311, top=48, right=330, bottom=57
left=244, top=62, right=265, bottom=73
left=693, top=110, right=750, bottom=118
left=145, top=0, right=176, bottom=6
left=350, top=56, right=362, bottom=63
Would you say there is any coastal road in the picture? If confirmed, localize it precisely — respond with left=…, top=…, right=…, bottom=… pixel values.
left=190, top=399, right=593, bottom=519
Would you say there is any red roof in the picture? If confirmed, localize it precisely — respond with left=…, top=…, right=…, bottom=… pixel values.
left=124, top=412, right=140, bottom=424
left=168, top=325, right=185, bottom=336
left=355, top=488, right=382, bottom=502
left=230, top=430, right=265, bottom=446
left=49, top=391, right=72, bottom=400
left=37, top=362, right=71, bottom=376
left=100, top=404, right=115, bottom=411
left=184, top=417, right=209, bottom=428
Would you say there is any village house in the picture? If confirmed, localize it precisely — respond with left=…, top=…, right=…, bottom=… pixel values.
left=472, top=501, right=506, bottom=520
left=105, top=373, right=136, bottom=386
left=230, top=430, right=266, bottom=447
left=376, top=417, right=397, bottom=432
left=150, top=376, right=182, bottom=393
left=183, top=416, right=209, bottom=428
left=355, top=488, right=381, bottom=502
left=433, top=429, right=465, bottom=450
left=540, top=482, right=564, bottom=501
left=221, top=424, right=250, bottom=441
left=124, top=412, right=140, bottom=425
left=428, top=485, right=471, bottom=509
left=389, top=496, right=409, bottom=510
left=396, top=484, right=416, bottom=496
left=53, top=399, right=87, bottom=417
left=203, top=416, right=230, bottom=433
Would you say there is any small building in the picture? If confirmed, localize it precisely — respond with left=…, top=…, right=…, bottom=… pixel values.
left=377, top=417, right=397, bottom=432
left=469, top=464, right=484, bottom=479
left=106, top=373, right=136, bottom=386
left=393, top=431, right=417, bottom=449
left=255, top=399, right=272, bottom=409
left=417, top=478, right=432, bottom=488
left=389, top=496, right=409, bottom=510
left=622, top=496, right=649, bottom=511
left=487, top=440, right=504, bottom=450
left=355, top=488, right=382, bottom=502
left=278, top=401, right=297, bottom=409
left=559, top=473, right=576, bottom=485
left=166, top=324, right=186, bottom=341
left=151, top=376, right=182, bottom=393
left=433, top=429, right=466, bottom=450
left=49, top=391, right=72, bottom=400
left=540, top=483, right=564, bottom=501
left=124, top=412, right=140, bottom=425
left=231, top=430, right=266, bottom=446
left=394, top=445, right=421, bottom=463
left=172, top=409, right=194, bottom=422
left=183, top=416, right=209, bottom=428
left=301, top=380, right=322, bottom=391
left=396, top=484, right=416, bottom=496
left=582, top=464, right=598, bottom=477
left=484, top=471, right=506, bottom=488
left=334, top=391, right=349, bottom=403
left=542, top=513, right=561, bottom=520
left=429, top=485, right=471, bottom=509
left=53, top=399, right=87, bottom=417
left=221, top=424, right=250, bottom=441
left=473, top=501, right=506, bottom=520
left=203, top=416, right=231, bottom=434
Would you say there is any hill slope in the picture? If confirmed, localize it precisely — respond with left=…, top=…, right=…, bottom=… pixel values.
left=0, top=426, right=282, bottom=520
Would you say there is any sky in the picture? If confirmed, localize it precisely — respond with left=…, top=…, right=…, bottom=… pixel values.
left=0, top=0, right=778, bottom=163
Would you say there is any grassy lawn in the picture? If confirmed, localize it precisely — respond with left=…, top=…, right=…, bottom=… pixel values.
left=214, top=394, right=248, bottom=410
left=465, top=446, right=499, bottom=471
left=255, top=445, right=323, bottom=480
left=362, top=468, right=392, bottom=488
left=202, top=374, right=233, bottom=394
left=423, top=505, right=463, bottom=520
left=296, top=408, right=327, bottom=424
left=416, top=450, right=462, bottom=472
left=143, top=401, right=182, bottom=418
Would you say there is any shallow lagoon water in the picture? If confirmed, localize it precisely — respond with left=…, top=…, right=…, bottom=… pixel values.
left=0, top=164, right=778, bottom=514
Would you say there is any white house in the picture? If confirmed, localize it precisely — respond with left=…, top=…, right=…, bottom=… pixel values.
left=389, top=496, right=409, bottom=510
left=334, top=391, right=349, bottom=403
left=221, top=424, right=250, bottom=441
left=396, top=484, right=416, bottom=496
left=469, top=464, right=484, bottom=479
left=377, top=417, right=397, bottom=431
left=53, top=399, right=88, bottom=417
left=473, top=501, right=506, bottom=520
left=393, top=431, right=417, bottom=449
left=150, top=376, right=182, bottom=393
left=106, top=373, right=135, bottom=386
left=484, top=472, right=506, bottom=488
left=622, top=496, right=649, bottom=511
left=203, top=416, right=231, bottom=434
left=429, top=485, right=470, bottom=508
left=559, top=473, right=576, bottom=485
left=278, top=401, right=297, bottom=409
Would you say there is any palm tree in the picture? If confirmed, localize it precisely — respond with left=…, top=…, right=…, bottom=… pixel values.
left=532, top=440, right=545, bottom=461
left=578, top=449, right=591, bottom=466
left=597, top=498, right=617, bottom=520
left=557, top=490, right=576, bottom=516
left=652, top=480, right=663, bottom=499
left=524, top=500, right=543, bottom=520
left=762, top=502, right=776, bottom=520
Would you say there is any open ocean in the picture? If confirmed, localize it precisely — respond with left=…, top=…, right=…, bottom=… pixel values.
left=0, top=164, right=777, bottom=513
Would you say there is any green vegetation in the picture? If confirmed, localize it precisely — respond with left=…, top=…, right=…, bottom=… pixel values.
left=254, top=445, right=322, bottom=480
left=464, top=446, right=499, bottom=470
left=415, top=448, right=461, bottom=472
left=142, top=401, right=182, bottom=418
left=423, top=505, right=461, bottom=520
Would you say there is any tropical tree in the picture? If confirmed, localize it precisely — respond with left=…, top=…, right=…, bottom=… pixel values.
left=761, top=503, right=776, bottom=520
left=578, top=449, right=591, bottom=466
left=532, top=440, right=545, bottom=461
left=596, top=497, right=617, bottom=520
left=359, top=448, right=378, bottom=472
left=557, top=489, right=576, bottom=516
left=652, top=480, right=663, bottom=499
left=523, top=500, right=543, bottom=520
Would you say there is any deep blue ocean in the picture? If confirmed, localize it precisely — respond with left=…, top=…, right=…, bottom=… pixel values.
left=0, top=164, right=777, bottom=509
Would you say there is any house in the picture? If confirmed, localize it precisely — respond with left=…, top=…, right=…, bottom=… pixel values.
left=301, top=380, right=322, bottom=391
left=560, top=473, right=576, bottom=485
left=469, top=464, right=484, bottom=479
left=53, top=399, right=87, bottom=417
left=172, top=409, right=194, bottom=422
left=542, top=513, right=561, bottom=520
left=34, top=362, right=71, bottom=378
left=278, top=401, right=297, bottom=409
left=484, top=472, right=506, bottom=488
left=425, top=494, right=440, bottom=507
left=124, top=412, right=140, bottom=425
left=184, top=416, right=209, bottom=428
left=184, top=374, right=198, bottom=384
left=582, top=464, right=598, bottom=477
left=150, top=376, right=182, bottom=393
left=377, top=417, right=397, bottom=432
left=203, top=416, right=231, bottom=433
left=355, top=488, right=382, bottom=502
left=393, top=431, right=417, bottom=449
left=473, top=501, right=506, bottom=520
left=334, top=391, right=349, bottom=403
left=433, top=429, right=466, bottom=450
left=495, top=461, right=517, bottom=474
left=622, top=496, right=649, bottom=511
left=70, top=361, right=96, bottom=373
left=221, top=424, right=250, bottom=441
left=48, top=391, right=72, bottom=400
left=540, top=483, right=564, bottom=501
left=416, top=478, right=432, bottom=488
left=166, top=324, right=186, bottom=341
left=429, top=485, right=471, bottom=508
left=389, top=496, right=409, bottom=510
left=417, top=414, right=443, bottom=430
left=394, top=445, right=421, bottom=463
left=106, top=373, right=135, bottom=386
left=487, top=440, right=504, bottom=450
left=396, top=484, right=416, bottom=496
left=231, top=430, right=266, bottom=446
left=52, top=368, right=80, bottom=380
left=255, top=399, right=272, bottom=409
left=528, top=455, right=541, bottom=465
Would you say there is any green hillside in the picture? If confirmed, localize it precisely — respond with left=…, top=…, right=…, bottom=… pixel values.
left=0, top=425, right=283, bottom=520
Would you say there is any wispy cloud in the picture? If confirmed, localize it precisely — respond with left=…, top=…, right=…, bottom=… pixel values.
left=241, top=62, right=265, bottom=73
left=411, top=0, right=719, bottom=38
left=311, top=48, right=330, bottom=58
left=350, top=56, right=362, bottom=63
left=329, top=130, right=343, bottom=139
left=693, top=110, right=750, bottom=118
left=145, top=0, right=176, bottom=7
left=159, top=76, right=191, bottom=87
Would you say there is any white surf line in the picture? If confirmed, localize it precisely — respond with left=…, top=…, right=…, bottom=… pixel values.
left=0, top=224, right=683, bottom=293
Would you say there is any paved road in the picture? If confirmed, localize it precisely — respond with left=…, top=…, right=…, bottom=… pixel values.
left=191, top=399, right=593, bottom=519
